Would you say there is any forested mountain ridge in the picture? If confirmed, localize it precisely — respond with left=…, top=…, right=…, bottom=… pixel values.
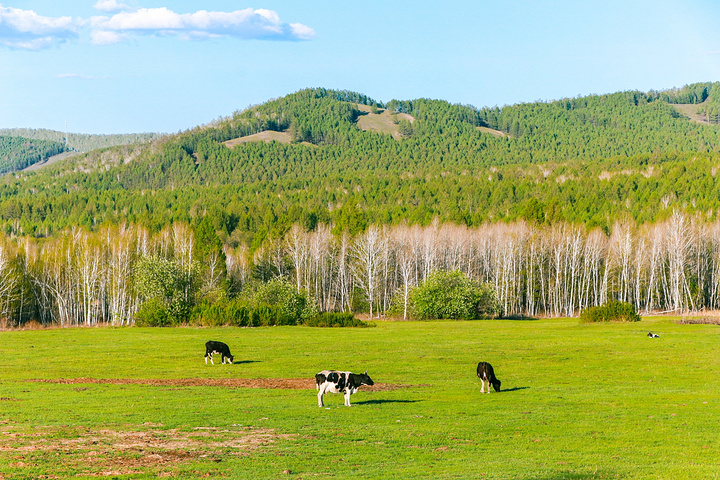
left=0, top=128, right=163, bottom=153
left=3, top=84, right=720, bottom=325
left=3, top=84, right=720, bottom=242
left=0, top=136, right=67, bottom=175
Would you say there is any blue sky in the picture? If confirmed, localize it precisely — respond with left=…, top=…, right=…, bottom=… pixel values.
left=2, top=0, right=720, bottom=134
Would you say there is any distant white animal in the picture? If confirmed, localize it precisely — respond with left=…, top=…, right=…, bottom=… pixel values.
left=315, top=370, right=374, bottom=407
left=647, top=332, right=659, bottom=338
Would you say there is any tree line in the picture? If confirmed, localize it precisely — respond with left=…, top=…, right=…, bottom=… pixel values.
left=3, top=85, right=720, bottom=239
left=0, top=211, right=716, bottom=326
left=0, top=136, right=66, bottom=174
left=0, top=128, right=162, bottom=154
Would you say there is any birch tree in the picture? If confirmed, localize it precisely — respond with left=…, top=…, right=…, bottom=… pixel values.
left=351, top=225, right=386, bottom=318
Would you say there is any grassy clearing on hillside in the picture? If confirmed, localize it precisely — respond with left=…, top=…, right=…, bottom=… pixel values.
left=223, top=130, right=294, bottom=147
left=356, top=104, right=414, bottom=139
left=671, top=102, right=709, bottom=125
left=477, top=126, right=510, bottom=138
left=0, top=318, right=719, bottom=479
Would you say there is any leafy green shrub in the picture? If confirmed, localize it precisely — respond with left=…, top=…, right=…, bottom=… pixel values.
left=225, top=302, right=251, bottom=327
left=134, top=255, right=198, bottom=325
left=408, top=270, right=500, bottom=320
left=579, top=300, right=641, bottom=323
left=192, top=299, right=252, bottom=327
left=190, top=295, right=301, bottom=327
left=304, top=312, right=374, bottom=328
left=135, top=298, right=173, bottom=327
left=250, top=304, right=294, bottom=326
left=251, top=277, right=318, bottom=324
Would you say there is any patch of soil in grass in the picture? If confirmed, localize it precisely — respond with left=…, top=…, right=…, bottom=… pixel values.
left=28, top=377, right=422, bottom=391
left=0, top=425, right=289, bottom=477
left=224, top=130, right=293, bottom=147
left=356, top=104, right=415, bottom=139
left=677, top=316, right=720, bottom=325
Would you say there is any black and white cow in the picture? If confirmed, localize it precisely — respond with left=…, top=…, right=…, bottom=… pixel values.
left=647, top=332, right=659, bottom=338
left=476, top=361, right=501, bottom=393
left=205, top=341, right=234, bottom=365
left=315, top=370, right=374, bottom=407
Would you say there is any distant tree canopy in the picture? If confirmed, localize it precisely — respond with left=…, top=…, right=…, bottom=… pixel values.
left=2, top=85, right=720, bottom=242
left=0, top=128, right=162, bottom=153
left=6, top=85, right=720, bottom=326
left=0, top=136, right=66, bottom=174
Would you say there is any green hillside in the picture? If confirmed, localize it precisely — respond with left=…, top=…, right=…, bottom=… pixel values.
left=3, top=84, right=720, bottom=239
left=0, top=135, right=67, bottom=175
left=0, top=127, right=163, bottom=153
left=1, top=84, right=720, bottom=324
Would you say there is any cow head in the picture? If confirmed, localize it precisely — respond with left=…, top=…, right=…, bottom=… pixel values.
left=492, top=378, right=501, bottom=392
left=361, top=370, right=374, bottom=386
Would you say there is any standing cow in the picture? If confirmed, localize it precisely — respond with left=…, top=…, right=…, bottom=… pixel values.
left=315, top=370, right=374, bottom=407
left=205, top=341, right=234, bottom=365
left=476, top=361, right=501, bottom=393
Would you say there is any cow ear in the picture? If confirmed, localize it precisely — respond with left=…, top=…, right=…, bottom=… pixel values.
left=364, top=369, right=368, bottom=375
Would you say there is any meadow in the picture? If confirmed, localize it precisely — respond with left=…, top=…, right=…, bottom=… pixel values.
left=0, top=317, right=718, bottom=479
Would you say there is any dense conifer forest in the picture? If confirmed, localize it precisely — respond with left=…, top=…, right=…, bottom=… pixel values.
left=0, top=128, right=163, bottom=154
left=0, top=136, right=66, bottom=174
left=1, top=83, right=720, bottom=325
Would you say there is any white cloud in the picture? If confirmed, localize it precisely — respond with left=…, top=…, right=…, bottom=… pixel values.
left=93, top=0, right=131, bottom=13
left=0, top=5, right=77, bottom=50
left=90, top=7, right=315, bottom=44
left=90, top=28, right=125, bottom=45
left=289, top=23, right=316, bottom=41
left=0, top=4, right=314, bottom=49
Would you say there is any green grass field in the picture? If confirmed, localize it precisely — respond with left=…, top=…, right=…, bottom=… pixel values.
left=0, top=317, right=718, bottom=479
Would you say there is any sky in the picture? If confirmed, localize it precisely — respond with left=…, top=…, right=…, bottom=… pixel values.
left=2, top=0, right=720, bottom=134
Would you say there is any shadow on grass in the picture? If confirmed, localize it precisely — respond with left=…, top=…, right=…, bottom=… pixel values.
left=353, top=399, right=422, bottom=405
left=500, top=386, right=530, bottom=392
left=499, top=315, right=539, bottom=321
left=232, top=360, right=261, bottom=365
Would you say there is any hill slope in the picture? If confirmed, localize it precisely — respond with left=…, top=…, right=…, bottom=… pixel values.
left=2, top=84, right=720, bottom=240
left=0, top=136, right=67, bottom=174
left=0, top=128, right=164, bottom=153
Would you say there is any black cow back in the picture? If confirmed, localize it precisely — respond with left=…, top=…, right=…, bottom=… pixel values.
left=477, top=361, right=501, bottom=392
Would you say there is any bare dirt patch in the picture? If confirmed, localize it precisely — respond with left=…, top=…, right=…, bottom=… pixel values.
left=477, top=126, right=510, bottom=138
left=0, top=425, right=288, bottom=477
left=28, top=377, right=419, bottom=391
left=677, top=316, right=720, bottom=325
left=356, top=104, right=415, bottom=139
left=224, top=130, right=293, bottom=147
left=672, top=102, right=710, bottom=125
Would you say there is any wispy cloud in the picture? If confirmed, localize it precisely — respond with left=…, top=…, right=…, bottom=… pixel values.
left=0, top=4, right=77, bottom=50
left=57, top=73, right=104, bottom=80
left=0, top=3, right=315, bottom=50
left=90, top=7, right=316, bottom=44
left=93, top=0, right=132, bottom=13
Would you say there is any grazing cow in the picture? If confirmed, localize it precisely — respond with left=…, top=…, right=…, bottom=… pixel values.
left=647, top=332, right=659, bottom=338
left=476, top=361, right=501, bottom=393
left=315, top=370, right=374, bottom=407
left=205, top=341, right=234, bottom=365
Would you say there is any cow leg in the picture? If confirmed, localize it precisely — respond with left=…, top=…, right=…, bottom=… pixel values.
left=344, top=391, right=351, bottom=407
left=317, top=389, right=324, bottom=407
left=205, top=354, right=208, bottom=364
left=210, top=353, right=215, bottom=365
left=480, top=379, right=485, bottom=393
